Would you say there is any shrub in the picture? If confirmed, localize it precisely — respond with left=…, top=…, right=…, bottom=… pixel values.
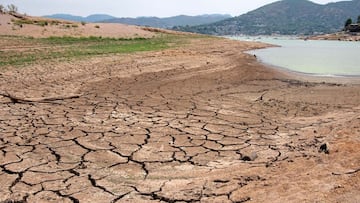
left=95, top=25, right=100, bottom=29
left=13, top=19, right=32, bottom=25
left=38, top=21, right=48, bottom=26
left=81, top=21, right=86, bottom=26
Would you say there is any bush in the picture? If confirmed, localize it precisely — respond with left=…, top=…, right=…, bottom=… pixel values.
left=81, top=21, right=86, bottom=26
left=95, top=25, right=100, bottom=29
left=13, top=19, right=32, bottom=25
left=38, top=21, right=48, bottom=26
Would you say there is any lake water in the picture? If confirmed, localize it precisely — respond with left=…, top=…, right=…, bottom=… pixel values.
left=229, top=36, right=360, bottom=76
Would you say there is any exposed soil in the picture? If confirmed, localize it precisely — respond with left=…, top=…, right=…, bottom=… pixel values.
left=0, top=13, right=156, bottom=38
left=0, top=31, right=359, bottom=202
left=308, top=31, right=360, bottom=41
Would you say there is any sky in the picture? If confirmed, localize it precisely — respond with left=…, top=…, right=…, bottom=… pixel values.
left=0, top=0, right=339, bottom=18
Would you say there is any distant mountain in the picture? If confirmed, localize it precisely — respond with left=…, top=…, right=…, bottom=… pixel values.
left=102, top=14, right=232, bottom=28
left=44, top=14, right=115, bottom=22
left=173, top=0, right=360, bottom=35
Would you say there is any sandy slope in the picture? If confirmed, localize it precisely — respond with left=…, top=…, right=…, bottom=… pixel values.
left=0, top=16, right=359, bottom=203
left=0, top=13, right=155, bottom=38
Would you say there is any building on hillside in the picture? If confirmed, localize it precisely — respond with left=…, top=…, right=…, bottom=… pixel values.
left=345, top=24, right=360, bottom=33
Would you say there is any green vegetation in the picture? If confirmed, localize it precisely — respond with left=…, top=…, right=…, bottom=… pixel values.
left=343, top=16, right=360, bottom=32
left=345, top=18, right=353, bottom=28
left=0, top=34, right=191, bottom=67
left=173, top=0, right=360, bottom=35
left=12, top=18, right=64, bottom=27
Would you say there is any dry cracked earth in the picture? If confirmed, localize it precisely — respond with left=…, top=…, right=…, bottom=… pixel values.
left=0, top=37, right=360, bottom=203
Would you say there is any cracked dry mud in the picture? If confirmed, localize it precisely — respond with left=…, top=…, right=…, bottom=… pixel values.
left=0, top=37, right=359, bottom=203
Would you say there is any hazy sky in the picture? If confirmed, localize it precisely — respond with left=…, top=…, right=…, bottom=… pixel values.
left=0, top=0, right=339, bottom=17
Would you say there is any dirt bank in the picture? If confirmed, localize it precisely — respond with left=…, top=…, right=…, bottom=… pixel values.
left=0, top=13, right=156, bottom=38
left=307, top=31, right=360, bottom=41
left=0, top=36, right=359, bottom=202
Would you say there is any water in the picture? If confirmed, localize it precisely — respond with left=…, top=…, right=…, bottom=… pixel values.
left=229, top=36, right=360, bottom=76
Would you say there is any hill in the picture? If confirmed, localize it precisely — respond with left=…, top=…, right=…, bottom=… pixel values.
left=44, top=14, right=115, bottom=22
left=173, top=0, right=360, bottom=35
left=102, top=14, right=231, bottom=28
left=0, top=13, right=156, bottom=38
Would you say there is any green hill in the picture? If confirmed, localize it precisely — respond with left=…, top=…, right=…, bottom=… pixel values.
left=173, top=0, right=360, bottom=35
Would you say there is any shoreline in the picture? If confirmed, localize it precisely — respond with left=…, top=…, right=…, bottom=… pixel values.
left=308, top=32, right=360, bottom=41
left=235, top=37, right=360, bottom=84
left=253, top=57, right=360, bottom=84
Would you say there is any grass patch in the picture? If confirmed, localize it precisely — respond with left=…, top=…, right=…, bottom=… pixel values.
left=0, top=34, right=191, bottom=67
left=12, top=18, right=63, bottom=27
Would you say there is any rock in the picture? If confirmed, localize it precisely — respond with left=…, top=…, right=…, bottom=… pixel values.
left=241, top=152, right=258, bottom=161
left=319, top=143, right=330, bottom=154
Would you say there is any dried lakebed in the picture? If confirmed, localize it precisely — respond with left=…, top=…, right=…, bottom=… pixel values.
left=0, top=37, right=359, bottom=202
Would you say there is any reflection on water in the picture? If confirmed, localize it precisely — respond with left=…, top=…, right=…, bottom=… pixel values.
left=229, top=36, right=360, bottom=76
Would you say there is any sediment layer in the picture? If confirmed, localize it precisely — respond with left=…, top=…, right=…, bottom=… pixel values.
left=0, top=37, right=359, bottom=202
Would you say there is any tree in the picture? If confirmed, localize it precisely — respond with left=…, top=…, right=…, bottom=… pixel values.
left=345, top=18, right=352, bottom=28
left=357, top=15, right=360, bottom=24
left=7, top=4, right=18, bottom=13
left=0, top=4, right=5, bottom=13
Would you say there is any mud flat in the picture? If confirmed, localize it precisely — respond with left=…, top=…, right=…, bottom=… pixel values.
left=0, top=31, right=359, bottom=202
